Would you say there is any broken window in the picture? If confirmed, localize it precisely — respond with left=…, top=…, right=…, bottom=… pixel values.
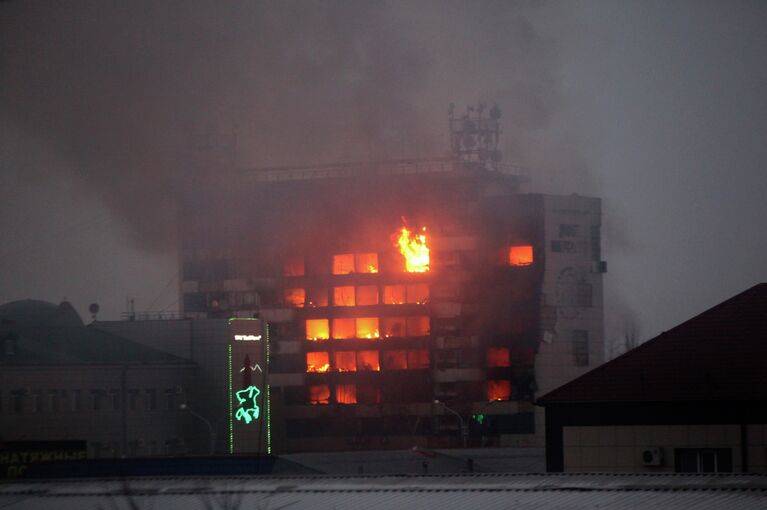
left=336, top=384, right=357, bottom=404
left=508, top=245, right=534, bottom=266
left=306, top=352, right=330, bottom=373
left=382, top=350, right=407, bottom=370
left=383, top=285, right=406, bottom=305
left=382, top=317, right=407, bottom=338
left=357, top=350, right=380, bottom=371
left=306, top=287, right=328, bottom=308
left=283, top=256, right=305, bottom=277
left=334, top=351, right=357, bottom=372
left=333, top=254, right=355, bottom=275
left=355, top=253, right=379, bottom=273
left=305, top=319, right=329, bottom=340
left=332, top=318, right=356, bottom=339
left=551, top=240, right=577, bottom=253
left=356, top=317, right=380, bottom=338
left=407, top=316, right=430, bottom=336
left=309, top=384, right=330, bottom=405
left=407, top=349, right=430, bottom=369
left=333, top=286, right=355, bottom=307
left=487, top=347, right=511, bottom=367
left=559, top=224, right=580, bottom=237
left=284, top=288, right=305, bottom=308
left=487, top=379, right=511, bottom=401
left=573, top=330, right=589, bottom=366
left=356, top=285, right=379, bottom=306
left=406, top=284, right=430, bottom=304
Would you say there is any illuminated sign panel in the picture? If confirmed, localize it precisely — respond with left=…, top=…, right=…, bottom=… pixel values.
left=228, top=318, right=270, bottom=454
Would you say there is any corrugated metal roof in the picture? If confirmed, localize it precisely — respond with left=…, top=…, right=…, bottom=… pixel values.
left=2, top=473, right=766, bottom=509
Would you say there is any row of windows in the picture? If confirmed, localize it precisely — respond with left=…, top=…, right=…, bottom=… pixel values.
left=1, top=388, right=184, bottom=414
left=305, top=316, right=430, bottom=340
left=307, top=379, right=512, bottom=405
left=285, top=253, right=380, bottom=277
left=306, top=349, right=430, bottom=373
left=285, top=283, right=430, bottom=308
left=284, top=244, right=535, bottom=278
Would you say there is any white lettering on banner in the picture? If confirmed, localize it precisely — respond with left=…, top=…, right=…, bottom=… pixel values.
left=234, top=334, right=262, bottom=341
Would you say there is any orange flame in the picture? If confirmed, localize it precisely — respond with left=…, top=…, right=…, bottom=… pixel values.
left=307, top=363, right=330, bottom=373
left=395, top=225, right=430, bottom=272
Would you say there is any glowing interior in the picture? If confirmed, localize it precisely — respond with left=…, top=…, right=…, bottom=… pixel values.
left=309, top=384, right=330, bottom=405
left=407, top=316, right=430, bottom=336
left=333, top=286, right=355, bottom=306
left=406, top=284, right=430, bottom=304
left=332, top=318, right=356, bottom=339
left=407, top=349, right=430, bottom=369
left=283, top=256, right=305, bottom=277
left=306, top=351, right=330, bottom=373
left=487, top=379, right=511, bottom=401
left=333, top=254, right=355, bottom=275
left=382, top=350, right=407, bottom=369
left=355, top=252, right=379, bottom=273
left=356, top=317, right=380, bottom=338
left=486, top=347, right=511, bottom=367
left=356, top=285, right=379, bottom=305
left=334, top=351, right=357, bottom=372
left=284, top=288, right=305, bottom=308
left=357, top=350, right=380, bottom=371
left=383, top=285, right=406, bottom=305
left=382, top=317, right=407, bottom=338
left=305, top=319, right=329, bottom=340
left=509, top=245, right=534, bottom=266
left=306, top=288, right=328, bottom=308
left=336, top=384, right=357, bottom=404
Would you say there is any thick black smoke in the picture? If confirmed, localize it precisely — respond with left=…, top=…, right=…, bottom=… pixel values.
left=1, top=1, right=584, bottom=252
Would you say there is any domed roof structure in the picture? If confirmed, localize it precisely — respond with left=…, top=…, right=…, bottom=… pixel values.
left=0, top=299, right=84, bottom=328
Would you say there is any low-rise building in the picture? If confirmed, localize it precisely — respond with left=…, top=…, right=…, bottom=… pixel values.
left=0, top=300, right=196, bottom=468
left=537, top=283, right=767, bottom=473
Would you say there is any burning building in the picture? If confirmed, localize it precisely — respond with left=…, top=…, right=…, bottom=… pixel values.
left=178, top=107, right=606, bottom=451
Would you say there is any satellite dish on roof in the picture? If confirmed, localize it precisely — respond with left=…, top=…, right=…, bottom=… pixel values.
left=89, top=303, right=100, bottom=321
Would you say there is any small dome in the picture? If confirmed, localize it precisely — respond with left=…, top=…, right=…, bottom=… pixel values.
left=0, top=299, right=84, bottom=328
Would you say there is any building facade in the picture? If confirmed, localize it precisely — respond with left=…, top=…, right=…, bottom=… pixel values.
left=176, top=157, right=606, bottom=452
left=0, top=300, right=196, bottom=472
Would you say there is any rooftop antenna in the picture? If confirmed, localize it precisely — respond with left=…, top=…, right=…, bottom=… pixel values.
left=448, top=102, right=502, bottom=171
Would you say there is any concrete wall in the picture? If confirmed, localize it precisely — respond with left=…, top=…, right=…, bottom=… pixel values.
left=0, top=364, right=194, bottom=458
left=535, top=195, right=605, bottom=446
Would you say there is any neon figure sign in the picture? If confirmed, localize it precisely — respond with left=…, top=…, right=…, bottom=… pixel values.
left=234, top=385, right=261, bottom=424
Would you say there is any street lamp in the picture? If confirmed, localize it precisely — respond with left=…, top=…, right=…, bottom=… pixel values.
left=180, top=403, right=217, bottom=456
left=434, top=399, right=467, bottom=448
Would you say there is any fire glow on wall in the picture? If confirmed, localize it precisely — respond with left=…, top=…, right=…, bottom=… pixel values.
left=228, top=318, right=270, bottom=455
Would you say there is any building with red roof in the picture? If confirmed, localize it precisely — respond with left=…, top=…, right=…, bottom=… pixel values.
left=537, top=283, right=767, bottom=472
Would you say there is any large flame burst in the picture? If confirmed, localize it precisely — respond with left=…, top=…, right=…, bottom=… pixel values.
left=395, top=225, right=430, bottom=272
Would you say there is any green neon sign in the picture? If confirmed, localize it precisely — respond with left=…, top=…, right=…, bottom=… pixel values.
left=234, top=385, right=261, bottom=424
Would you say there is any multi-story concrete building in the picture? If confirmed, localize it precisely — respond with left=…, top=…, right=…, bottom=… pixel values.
left=175, top=108, right=606, bottom=452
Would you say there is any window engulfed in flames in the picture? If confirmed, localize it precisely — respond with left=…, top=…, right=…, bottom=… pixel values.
left=487, top=380, right=511, bottom=401
left=508, top=245, right=534, bottom=266
left=306, top=351, right=330, bottom=373
left=395, top=226, right=430, bottom=273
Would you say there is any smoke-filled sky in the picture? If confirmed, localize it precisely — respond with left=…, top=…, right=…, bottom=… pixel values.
left=1, top=1, right=766, bottom=346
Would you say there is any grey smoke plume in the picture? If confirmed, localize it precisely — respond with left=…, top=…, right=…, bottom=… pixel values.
left=1, top=1, right=585, bottom=252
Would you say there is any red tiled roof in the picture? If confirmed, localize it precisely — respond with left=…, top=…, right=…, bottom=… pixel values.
left=537, top=283, right=767, bottom=404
